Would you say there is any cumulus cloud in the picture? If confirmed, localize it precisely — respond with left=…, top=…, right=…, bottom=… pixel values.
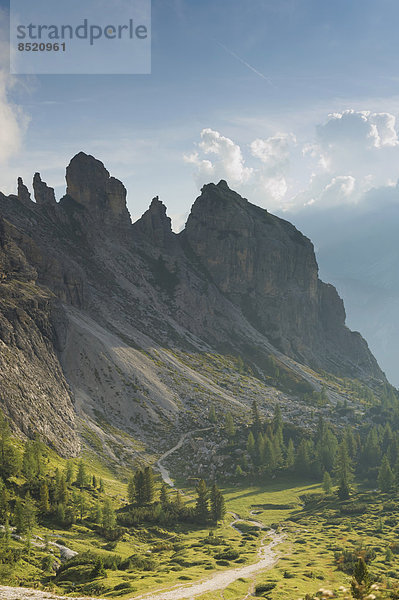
left=185, top=108, right=399, bottom=212
left=0, top=9, right=30, bottom=192
left=250, top=133, right=296, bottom=168
left=317, top=110, right=398, bottom=151
left=184, top=128, right=252, bottom=186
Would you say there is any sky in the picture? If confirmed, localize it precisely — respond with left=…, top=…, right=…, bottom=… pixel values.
left=2, top=0, right=399, bottom=380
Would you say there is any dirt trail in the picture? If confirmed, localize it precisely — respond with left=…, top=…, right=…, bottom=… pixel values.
left=0, top=431, right=284, bottom=600
left=131, top=531, right=283, bottom=600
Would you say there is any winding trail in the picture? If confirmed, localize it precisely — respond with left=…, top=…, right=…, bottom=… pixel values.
left=155, top=428, right=211, bottom=487
left=0, top=430, right=284, bottom=600
left=146, top=429, right=284, bottom=600
left=132, top=531, right=283, bottom=600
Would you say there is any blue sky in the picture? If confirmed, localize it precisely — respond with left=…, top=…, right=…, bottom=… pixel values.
left=2, top=0, right=399, bottom=226
left=3, top=0, right=399, bottom=382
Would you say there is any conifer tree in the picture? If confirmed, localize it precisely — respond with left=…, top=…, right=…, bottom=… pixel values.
left=134, top=469, right=146, bottom=506
left=251, top=400, right=262, bottom=433
left=160, top=483, right=169, bottom=509
left=102, top=498, right=116, bottom=531
left=195, top=479, right=209, bottom=524
left=0, top=482, right=9, bottom=524
left=209, top=405, right=217, bottom=424
left=14, top=498, right=25, bottom=533
left=76, top=459, right=87, bottom=488
left=322, top=471, right=333, bottom=495
left=24, top=492, right=37, bottom=533
left=378, top=455, right=395, bottom=493
left=285, top=439, right=295, bottom=469
left=0, top=412, right=19, bottom=479
left=210, top=484, right=225, bottom=522
left=351, top=558, right=371, bottom=599
left=127, top=475, right=135, bottom=504
left=335, top=440, right=353, bottom=500
left=144, top=466, right=155, bottom=503
left=247, top=431, right=256, bottom=458
left=65, top=460, right=74, bottom=483
left=175, top=490, right=183, bottom=511
left=93, top=500, right=102, bottom=525
left=39, top=481, right=50, bottom=514
left=225, top=413, right=236, bottom=439
left=57, top=474, right=68, bottom=505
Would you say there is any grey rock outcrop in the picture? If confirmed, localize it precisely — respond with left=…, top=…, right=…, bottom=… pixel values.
left=33, top=173, right=56, bottom=206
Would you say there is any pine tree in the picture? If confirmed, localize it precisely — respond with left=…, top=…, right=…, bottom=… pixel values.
left=210, top=484, right=226, bottom=522
left=134, top=470, right=146, bottom=506
left=235, top=464, right=244, bottom=478
left=57, top=474, right=68, bottom=505
left=264, top=437, right=276, bottom=472
left=78, top=491, right=87, bottom=521
left=39, top=481, right=50, bottom=514
left=272, top=404, right=283, bottom=433
left=0, top=412, right=20, bottom=479
left=285, top=439, right=295, bottom=469
left=174, top=491, right=183, bottom=511
left=335, top=440, right=353, bottom=500
left=351, top=558, right=371, bottom=599
left=76, top=460, right=87, bottom=488
left=378, top=455, right=395, bottom=493
left=247, top=431, right=256, bottom=457
left=22, top=442, right=36, bottom=481
left=322, top=471, right=333, bottom=495
left=65, top=460, right=74, bottom=483
left=92, top=556, right=106, bottom=578
left=102, top=498, right=116, bottom=531
left=92, top=500, right=102, bottom=525
left=144, top=467, right=155, bottom=503
left=99, top=478, right=105, bottom=493
left=24, top=493, right=37, bottom=533
left=160, top=483, right=169, bottom=509
left=92, top=474, right=97, bottom=489
left=14, top=498, right=25, bottom=533
left=295, top=439, right=312, bottom=476
left=251, top=400, right=262, bottom=433
left=127, top=475, right=135, bottom=504
left=225, top=413, right=236, bottom=439
left=195, top=479, right=209, bottom=524
left=0, top=483, right=9, bottom=524
left=209, top=405, right=217, bottom=424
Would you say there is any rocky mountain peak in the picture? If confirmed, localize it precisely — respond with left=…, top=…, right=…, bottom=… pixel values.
left=65, top=152, right=131, bottom=226
left=33, top=173, right=56, bottom=206
left=17, top=177, right=32, bottom=206
left=132, top=195, right=174, bottom=247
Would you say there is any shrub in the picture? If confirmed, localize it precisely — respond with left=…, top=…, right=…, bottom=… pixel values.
left=255, top=582, right=276, bottom=595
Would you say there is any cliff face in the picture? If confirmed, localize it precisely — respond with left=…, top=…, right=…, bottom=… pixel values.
left=183, top=181, right=380, bottom=375
left=0, top=153, right=386, bottom=456
left=0, top=217, right=79, bottom=456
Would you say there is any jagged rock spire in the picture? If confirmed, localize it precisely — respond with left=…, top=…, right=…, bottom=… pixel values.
left=33, top=173, right=56, bottom=206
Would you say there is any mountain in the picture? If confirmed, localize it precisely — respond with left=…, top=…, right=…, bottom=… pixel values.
left=0, top=153, right=386, bottom=460
left=291, top=196, right=399, bottom=387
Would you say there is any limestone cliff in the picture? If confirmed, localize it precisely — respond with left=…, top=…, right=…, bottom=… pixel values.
left=0, top=153, right=387, bottom=458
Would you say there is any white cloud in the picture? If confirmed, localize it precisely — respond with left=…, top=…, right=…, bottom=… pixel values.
left=250, top=133, right=296, bottom=168
left=0, top=9, right=30, bottom=193
left=185, top=108, right=399, bottom=213
left=184, top=128, right=253, bottom=186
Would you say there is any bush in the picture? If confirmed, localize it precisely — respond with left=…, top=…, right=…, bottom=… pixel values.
left=255, top=582, right=276, bottom=595
left=215, top=549, right=240, bottom=560
left=113, top=582, right=134, bottom=591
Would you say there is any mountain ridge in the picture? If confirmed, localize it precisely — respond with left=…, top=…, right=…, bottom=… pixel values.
left=0, top=152, right=387, bottom=459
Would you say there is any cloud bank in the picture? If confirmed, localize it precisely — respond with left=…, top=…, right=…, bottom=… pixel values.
left=185, top=109, right=399, bottom=213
